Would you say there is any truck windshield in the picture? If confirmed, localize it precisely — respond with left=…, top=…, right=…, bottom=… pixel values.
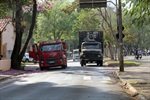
left=82, top=43, right=101, bottom=49
left=40, top=44, right=62, bottom=52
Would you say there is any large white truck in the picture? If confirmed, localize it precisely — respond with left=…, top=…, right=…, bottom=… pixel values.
left=79, top=31, right=104, bottom=66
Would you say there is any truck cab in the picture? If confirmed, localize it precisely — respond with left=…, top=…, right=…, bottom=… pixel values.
left=29, top=40, right=67, bottom=70
left=79, top=31, right=104, bottom=66
left=80, top=42, right=103, bottom=66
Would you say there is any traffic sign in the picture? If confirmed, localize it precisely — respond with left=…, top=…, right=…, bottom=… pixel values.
left=79, top=0, right=107, bottom=8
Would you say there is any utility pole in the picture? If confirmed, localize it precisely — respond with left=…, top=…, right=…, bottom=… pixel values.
left=118, top=0, right=124, bottom=72
left=0, top=32, right=2, bottom=60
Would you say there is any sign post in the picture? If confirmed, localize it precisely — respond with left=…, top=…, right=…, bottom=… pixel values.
left=118, top=0, right=124, bottom=72
left=0, top=32, right=1, bottom=60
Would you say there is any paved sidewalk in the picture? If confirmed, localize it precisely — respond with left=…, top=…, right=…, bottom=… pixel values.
left=0, top=65, right=41, bottom=82
left=114, top=62, right=150, bottom=100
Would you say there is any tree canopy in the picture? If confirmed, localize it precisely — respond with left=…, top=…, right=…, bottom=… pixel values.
left=124, top=0, right=150, bottom=27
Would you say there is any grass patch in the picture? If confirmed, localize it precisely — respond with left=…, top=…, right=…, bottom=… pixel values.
left=139, top=91, right=144, bottom=95
left=124, top=60, right=140, bottom=66
left=21, top=62, right=38, bottom=70
left=130, top=81, right=139, bottom=85
left=21, top=62, right=26, bottom=70
left=21, top=62, right=36, bottom=65
left=107, top=60, right=140, bottom=66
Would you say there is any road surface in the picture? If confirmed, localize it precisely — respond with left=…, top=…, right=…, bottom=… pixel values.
left=0, top=60, right=132, bottom=100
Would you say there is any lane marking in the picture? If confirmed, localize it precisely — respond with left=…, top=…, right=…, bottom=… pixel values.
left=64, top=75, right=72, bottom=80
left=101, top=76, right=112, bottom=83
left=83, top=76, right=91, bottom=81
left=102, top=76, right=111, bottom=80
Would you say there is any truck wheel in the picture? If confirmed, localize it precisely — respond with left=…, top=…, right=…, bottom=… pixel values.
left=62, top=65, right=67, bottom=69
left=97, top=62, right=99, bottom=66
left=40, top=67, right=44, bottom=71
left=81, top=61, right=84, bottom=66
left=100, top=60, right=103, bottom=66
left=81, top=60, right=85, bottom=67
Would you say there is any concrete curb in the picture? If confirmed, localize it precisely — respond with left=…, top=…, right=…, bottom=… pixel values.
left=0, top=75, right=13, bottom=82
left=113, top=71, right=147, bottom=100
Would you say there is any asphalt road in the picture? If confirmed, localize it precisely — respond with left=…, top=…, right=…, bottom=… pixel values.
left=0, top=60, right=132, bottom=100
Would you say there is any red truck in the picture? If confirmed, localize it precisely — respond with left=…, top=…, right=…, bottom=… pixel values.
left=28, top=40, right=67, bottom=70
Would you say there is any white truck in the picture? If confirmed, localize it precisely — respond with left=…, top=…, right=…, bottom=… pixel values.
left=79, top=31, right=104, bottom=66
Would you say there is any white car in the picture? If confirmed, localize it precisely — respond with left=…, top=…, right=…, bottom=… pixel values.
left=22, top=53, right=34, bottom=62
left=73, top=49, right=80, bottom=61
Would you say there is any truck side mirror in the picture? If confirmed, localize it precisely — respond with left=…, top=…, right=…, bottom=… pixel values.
left=77, top=44, right=79, bottom=49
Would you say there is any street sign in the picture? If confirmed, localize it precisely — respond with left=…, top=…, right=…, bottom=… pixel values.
left=79, top=0, right=107, bottom=8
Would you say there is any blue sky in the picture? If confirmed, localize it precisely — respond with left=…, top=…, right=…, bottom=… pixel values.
left=69, top=0, right=74, bottom=2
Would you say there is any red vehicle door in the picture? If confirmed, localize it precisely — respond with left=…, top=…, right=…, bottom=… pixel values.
left=28, top=44, right=39, bottom=61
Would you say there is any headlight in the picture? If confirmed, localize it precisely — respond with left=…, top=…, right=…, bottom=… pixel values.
left=83, top=55, right=86, bottom=57
left=80, top=52, right=83, bottom=55
left=98, top=55, right=101, bottom=57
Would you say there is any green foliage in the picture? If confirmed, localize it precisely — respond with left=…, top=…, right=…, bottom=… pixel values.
left=122, top=12, right=150, bottom=50
left=34, top=0, right=79, bottom=42
left=0, top=0, right=31, bottom=18
left=124, top=0, right=150, bottom=27
left=97, top=7, right=118, bottom=49
left=62, top=0, right=79, bottom=15
left=73, top=9, right=101, bottom=31
left=0, top=1, right=11, bottom=18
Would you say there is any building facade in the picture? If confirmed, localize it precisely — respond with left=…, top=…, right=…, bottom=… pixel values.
left=0, top=18, right=15, bottom=71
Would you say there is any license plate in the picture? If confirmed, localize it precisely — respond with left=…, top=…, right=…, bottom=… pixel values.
left=84, top=59, right=88, bottom=60
left=49, top=61, right=54, bottom=63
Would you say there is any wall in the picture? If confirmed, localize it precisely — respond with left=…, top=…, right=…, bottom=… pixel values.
left=0, top=21, right=14, bottom=71
left=0, top=59, right=11, bottom=71
left=2, top=22, right=14, bottom=58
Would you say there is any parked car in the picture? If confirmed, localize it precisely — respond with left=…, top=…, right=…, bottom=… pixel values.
left=22, top=53, right=34, bottom=62
left=72, top=49, right=80, bottom=61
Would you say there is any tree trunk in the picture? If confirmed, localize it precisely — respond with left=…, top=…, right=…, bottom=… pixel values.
left=108, top=42, right=114, bottom=60
left=11, top=0, right=37, bottom=70
left=11, top=0, right=23, bottom=69
left=19, top=0, right=37, bottom=60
